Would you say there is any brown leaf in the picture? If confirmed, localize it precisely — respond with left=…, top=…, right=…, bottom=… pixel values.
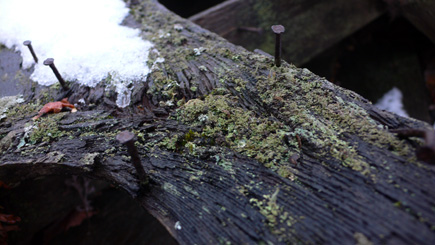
left=0, top=214, right=21, bottom=224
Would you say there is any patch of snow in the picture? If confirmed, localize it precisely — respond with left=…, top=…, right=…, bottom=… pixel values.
left=151, top=56, right=165, bottom=70
left=0, top=0, right=156, bottom=108
left=198, top=114, right=208, bottom=122
left=173, top=24, right=183, bottom=31
left=0, top=95, right=24, bottom=120
left=174, top=221, right=182, bottom=230
left=375, top=87, right=409, bottom=117
left=158, top=30, right=171, bottom=38
left=193, top=47, right=206, bottom=56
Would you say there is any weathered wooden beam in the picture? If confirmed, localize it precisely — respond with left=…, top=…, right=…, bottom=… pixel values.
left=399, top=0, right=435, bottom=44
left=188, top=0, right=248, bottom=37
left=190, top=0, right=385, bottom=65
left=1, top=0, right=435, bottom=244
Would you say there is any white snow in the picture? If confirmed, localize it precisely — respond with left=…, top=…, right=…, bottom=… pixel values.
left=375, top=87, right=409, bottom=117
left=0, top=95, right=24, bottom=120
left=0, top=0, right=156, bottom=107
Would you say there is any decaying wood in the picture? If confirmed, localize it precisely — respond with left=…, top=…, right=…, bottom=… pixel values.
left=1, top=0, right=435, bottom=244
left=189, top=0, right=385, bottom=65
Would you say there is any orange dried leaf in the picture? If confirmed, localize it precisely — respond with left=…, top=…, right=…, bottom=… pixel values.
left=0, top=214, right=21, bottom=224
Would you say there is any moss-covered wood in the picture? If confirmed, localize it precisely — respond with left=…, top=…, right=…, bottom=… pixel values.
left=1, top=0, right=435, bottom=244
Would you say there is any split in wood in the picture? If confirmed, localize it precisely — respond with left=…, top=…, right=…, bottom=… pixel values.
left=391, top=128, right=435, bottom=164
left=116, top=131, right=149, bottom=185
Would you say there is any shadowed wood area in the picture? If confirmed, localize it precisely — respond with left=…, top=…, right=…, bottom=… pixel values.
left=1, top=0, right=435, bottom=244
left=395, top=0, right=435, bottom=44
left=189, top=0, right=385, bottom=66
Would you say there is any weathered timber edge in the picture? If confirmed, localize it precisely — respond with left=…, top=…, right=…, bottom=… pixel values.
left=1, top=0, right=435, bottom=244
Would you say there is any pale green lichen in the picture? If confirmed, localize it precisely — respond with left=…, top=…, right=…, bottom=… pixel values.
left=173, top=94, right=300, bottom=173
left=29, top=113, right=68, bottom=144
left=46, top=151, right=65, bottom=163
left=354, top=232, right=373, bottom=245
left=165, top=61, right=418, bottom=178
left=80, top=152, right=99, bottom=166
left=157, top=135, right=179, bottom=151
left=124, top=5, right=418, bottom=179
left=0, top=95, right=26, bottom=120
left=163, top=182, right=181, bottom=196
left=249, top=188, right=295, bottom=236
left=254, top=66, right=415, bottom=175
left=0, top=130, right=18, bottom=154
left=215, top=155, right=236, bottom=177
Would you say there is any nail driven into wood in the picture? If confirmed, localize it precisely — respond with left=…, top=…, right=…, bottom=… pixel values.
left=271, top=25, right=285, bottom=67
left=23, top=40, right=38, bottom=63
left=43, top=58, right=68, bottom=90
left=116, top=131, right=148, bottom=184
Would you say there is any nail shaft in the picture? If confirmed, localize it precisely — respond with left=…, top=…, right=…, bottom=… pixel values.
left=23, top=40, right=38, bottom=63
left=43, top=58, right=68, bottom=90
left=271, top=25, right=285, bottom=67
left=275, top=32, right=282, bottom=67
left=116, top=131, right=148, bottom=183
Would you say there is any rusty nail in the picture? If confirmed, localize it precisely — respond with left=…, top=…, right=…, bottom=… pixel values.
left=23, top=40, right=38, bottom=63
left=271, top=25, right=285, bottom=67
left=43, top=58, right=68, bottom=90
left=116, top=131, right=148, bottom=183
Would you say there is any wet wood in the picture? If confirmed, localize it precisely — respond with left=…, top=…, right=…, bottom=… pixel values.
left=1, top=0, right=435, bottom=244
left=190, top=0, right=385, bottom=65
left=189, top=0, right=250, bottom=37
left=399, top=0, right=435, bottom=44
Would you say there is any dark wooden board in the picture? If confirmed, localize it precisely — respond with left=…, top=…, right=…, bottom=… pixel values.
left=1, top=0, right=435, bottom=244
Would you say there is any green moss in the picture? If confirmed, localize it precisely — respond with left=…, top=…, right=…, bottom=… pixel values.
left=4, top=102, right=39, bottom=120
left=277, top=165, right=296, bottom=180
left=185, top=141, right=196, bottom=154
left=163, top=58, right=419, bottom=177
left=253, top=66, right=415, bottom=175
left=157, top=135, right=178, bottom=151
left=184, top=129, right=196, bottom=142
left=174, top=94, right=299, bottom=172
left=129, top=0, right=417, bottom=178
left=29, top=113, right=68, bottom=144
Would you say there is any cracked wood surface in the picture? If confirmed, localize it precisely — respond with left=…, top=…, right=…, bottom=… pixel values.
left=1, top=0, right=435, bottom=244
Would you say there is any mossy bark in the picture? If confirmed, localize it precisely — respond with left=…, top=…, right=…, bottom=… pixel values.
left=1, top=0, right=435, bottom=244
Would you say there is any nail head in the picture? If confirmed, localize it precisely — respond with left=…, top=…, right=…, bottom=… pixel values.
left=271, top=25, right=285, bottom=34
left=43, top=58, right=54, bottom=66
left=116, top=131, right=136, bottom=144
left=23, top=40, right=31, bottom=46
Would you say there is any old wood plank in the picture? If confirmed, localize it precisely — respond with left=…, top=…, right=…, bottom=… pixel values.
left=190, top=0, right=385, bottom=65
